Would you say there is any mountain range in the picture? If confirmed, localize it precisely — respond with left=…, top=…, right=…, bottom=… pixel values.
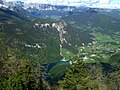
left=4, top=0, right=120, bottom=9
left=1, top=0, right=120, bottom=20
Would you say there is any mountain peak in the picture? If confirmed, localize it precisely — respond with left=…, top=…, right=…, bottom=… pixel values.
left=3, top=0, right=120, bottom=9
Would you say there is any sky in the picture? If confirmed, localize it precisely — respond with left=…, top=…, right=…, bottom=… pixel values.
left=4, top=0, right=120, bottom=8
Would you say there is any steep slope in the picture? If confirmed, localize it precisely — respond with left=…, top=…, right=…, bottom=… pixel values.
left=0, top=4, right=120, bottom=83
left=0, top=12, right=62, bottom=65
left=49, top=12, right=120, bottom=81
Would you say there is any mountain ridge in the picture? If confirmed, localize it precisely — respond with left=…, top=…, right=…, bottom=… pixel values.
left=4, top=0, right=120, bottom=9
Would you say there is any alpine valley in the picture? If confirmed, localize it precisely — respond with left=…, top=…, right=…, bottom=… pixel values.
left=0, top=0, right=120, bottom=90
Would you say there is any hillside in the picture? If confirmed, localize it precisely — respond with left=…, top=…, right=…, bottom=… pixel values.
left=0, top=3, right=120, bottom=89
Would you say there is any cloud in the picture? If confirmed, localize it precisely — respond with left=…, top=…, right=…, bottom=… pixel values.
left=4, top=0, right=120, bottom=8
left=99, top=0, right=110, bottom=4
left=4, top=0, right=108, bottom=4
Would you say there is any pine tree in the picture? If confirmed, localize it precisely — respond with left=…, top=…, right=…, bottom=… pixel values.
left=2, top=60, right=37, bottom=90
left=58, top=56, right=89, bottom=90
left=2, top=59, right=51, bottom=90
left=0, top=32, right=50, bottom=90
left=107, top=64, right=120, bottom=90
left=87, top=64, right=107, bottom=90
left=0, top=32, right=8, bottom=69
left=0, top=31, right=20, bottom=89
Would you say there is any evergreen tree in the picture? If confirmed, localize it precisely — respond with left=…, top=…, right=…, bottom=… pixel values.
left=2, top=60, right=37, bottom=90
left=2, top=59, right=51, bottom=90
left=107, top=64, right=120, bottom=90
left=0, top=32, right=50, bottom=90
left=0, top=32, right=8, bottom=69
left=58, top=56, right=89, bottom=90
left=87, top=64, right=107, bottom=90
left=0, top=32, right=18, bottom=89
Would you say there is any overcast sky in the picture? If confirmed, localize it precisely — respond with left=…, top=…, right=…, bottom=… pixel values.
left=4, top=0, right=120, bottom=8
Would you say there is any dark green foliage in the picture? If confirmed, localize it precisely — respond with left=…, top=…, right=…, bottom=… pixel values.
left=106, top=64, right=120, bottom=90
left=107, top=71, right=120, bottom=90
left=0, top=31, right=51, bottom=90
left=109, top=52, right=120, bottom=64
left=86, top=64, right=107, bottom=90
left=0, top=6, right=120, bottom=90
left=58, top=59, right=120, bottom=90
left=0, top=32, right=18, bottom=79
left=0, top=32, right=20, bottom=89
left=1, top=59, right=51, bottom=90
left=2, top=60, right=37, bottom=90
left=0, top=32, right=8, bottom=68
left=58, top=56, right=89, bottom=90
left=58, top=58, right=108, bottom=90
